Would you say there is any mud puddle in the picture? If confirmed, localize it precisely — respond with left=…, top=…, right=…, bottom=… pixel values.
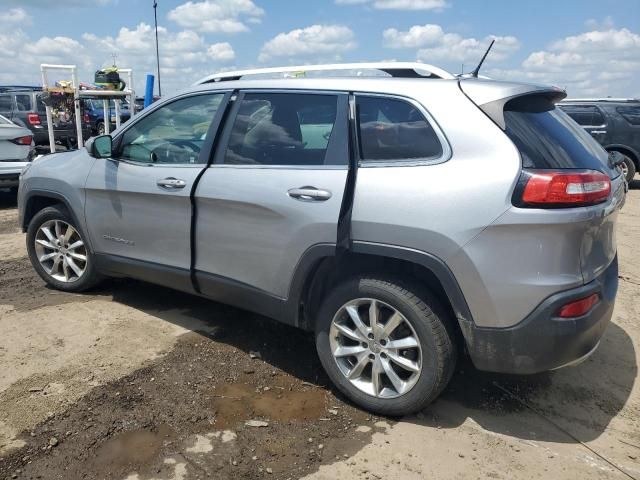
left=213, top=383, right=328, bottom=429
left=0, top=328, right=381, bottom=480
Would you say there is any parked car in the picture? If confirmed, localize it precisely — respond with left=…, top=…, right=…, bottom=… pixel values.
left=82, top=98, right=131, bottom=135
left=134, top=96, right=160, bottom=113
left=0, top=87, right=92, bottom=149
left=559, top=98, right=640, bottom=183
left=0, top=114, right=35, bottom=192
left=18, top=63, right=625, bottom=416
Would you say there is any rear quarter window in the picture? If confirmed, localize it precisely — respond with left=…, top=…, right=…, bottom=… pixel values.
left=504, top=96, right=617, bottom=178
left=617, top=106, right=640, bottom=125
left=356, top=96, right=443, bottom=162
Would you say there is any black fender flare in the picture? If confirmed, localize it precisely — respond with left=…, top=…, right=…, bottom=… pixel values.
left=350, top=241, right=474, bottom=326
left=21, top=189, right=94, bottom=252
left=604, top=144, right=640, bottom=167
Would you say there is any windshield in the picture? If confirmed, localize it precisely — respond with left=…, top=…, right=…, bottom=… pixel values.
left=503, top=96, right=618, bottom=179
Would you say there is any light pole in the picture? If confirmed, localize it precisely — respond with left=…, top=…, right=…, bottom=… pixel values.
left=153, top=0, right=162, bottom=96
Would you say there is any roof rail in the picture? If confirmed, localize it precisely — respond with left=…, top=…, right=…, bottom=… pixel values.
left=561, top=98, right=639, bottom=103
left=194, top=62, right=455, bottom=85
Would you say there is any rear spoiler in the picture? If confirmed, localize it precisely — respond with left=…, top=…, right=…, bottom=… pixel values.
left=459, top=79, right=566, bottom=129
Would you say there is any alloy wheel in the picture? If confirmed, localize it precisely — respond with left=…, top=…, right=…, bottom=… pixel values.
left=329, top=298, right=422, bottom=399
left=34, top=220, right=87, bottom=283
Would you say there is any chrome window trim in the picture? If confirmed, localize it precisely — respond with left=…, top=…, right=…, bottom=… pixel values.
left=353, top=92, right=452, bottom=168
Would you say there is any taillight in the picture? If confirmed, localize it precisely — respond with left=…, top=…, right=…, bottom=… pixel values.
left=513, top=169, right=611, bottom=208
left=83, top=113, right=90, bottom=123
left=10, top=135, right=33, bottom=146
left=27, top=113, right=41, bottom=125
left=557, top=293, right=600, bottom=318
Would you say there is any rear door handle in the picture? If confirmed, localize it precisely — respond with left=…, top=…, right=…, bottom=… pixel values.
left=288, top=187, right=332, bottom=201
left=157, top=177, right=186, bottom=189
left=590, top=130, right=607, bottom=134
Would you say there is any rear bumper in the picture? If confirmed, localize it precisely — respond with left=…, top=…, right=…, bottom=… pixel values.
left=463, top=255, right=618, bottom=374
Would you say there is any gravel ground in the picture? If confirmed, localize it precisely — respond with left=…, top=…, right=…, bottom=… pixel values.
left=0, top=183, right=639, bottom=480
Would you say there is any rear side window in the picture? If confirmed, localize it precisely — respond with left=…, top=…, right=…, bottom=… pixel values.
left=504, top=96, right=617, bottom=178
left=356, top=96, right=442, bottom=161
left=223, top=93, right=338, bottom=166
left=15, top=94, right=32, bottom=111
left=617, top=106, right=640, bottom=126
left=559, top=105, right=605, bottom=126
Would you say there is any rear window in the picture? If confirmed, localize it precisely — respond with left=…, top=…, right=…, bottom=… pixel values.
left=504, top=96, right=617, bottom=178
left=356, top=96, right=442, bottom=161
left=617, top=106, right=640, bottom=126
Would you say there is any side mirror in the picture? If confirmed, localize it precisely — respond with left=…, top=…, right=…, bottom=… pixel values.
left=87, top=134, right=112, bottom=158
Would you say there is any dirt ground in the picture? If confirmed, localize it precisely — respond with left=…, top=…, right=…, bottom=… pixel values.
left=0, top=183, right=639, bottom=480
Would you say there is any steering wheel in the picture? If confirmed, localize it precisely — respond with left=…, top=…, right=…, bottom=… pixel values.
left=171, top=139, right=201, bottom=152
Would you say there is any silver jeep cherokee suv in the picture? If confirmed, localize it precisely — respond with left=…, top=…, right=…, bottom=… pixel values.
left=18, top=63, right=625, bottom=416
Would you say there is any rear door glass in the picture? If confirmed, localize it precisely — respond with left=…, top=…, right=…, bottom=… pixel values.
left=559, top=105, right=605, bottom=126
left=223, top=93, right=339, bottom=166
left=504, top=96, right=618, bottom=178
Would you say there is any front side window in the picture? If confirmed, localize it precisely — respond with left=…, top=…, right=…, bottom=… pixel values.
left=223, top=93, right=338, bottom=166
left=617, top=106, right=640, bottom=126
left=116, top=94, right=224, bottom=164
left=356, top=96, right=443, bottom=161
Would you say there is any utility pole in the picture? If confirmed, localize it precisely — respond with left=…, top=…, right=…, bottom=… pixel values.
left=153, top=0, right=162, bottom=96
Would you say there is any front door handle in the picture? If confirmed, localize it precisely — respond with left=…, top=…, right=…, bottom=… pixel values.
left=157, top=177, right=186, bottom=189
left=590, top=130, right=607, bottom=135
left=288, top=187, right=332, bottom=201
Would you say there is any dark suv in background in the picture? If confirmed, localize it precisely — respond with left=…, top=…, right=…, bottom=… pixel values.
left=0, top=87, right=92, bottom=151
left=559, top=99, right=640, bottom=183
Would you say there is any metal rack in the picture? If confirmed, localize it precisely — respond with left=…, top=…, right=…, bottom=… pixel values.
left=40, top=64, right=136, bottom=153
left=194, top=62, right=455, bottom=85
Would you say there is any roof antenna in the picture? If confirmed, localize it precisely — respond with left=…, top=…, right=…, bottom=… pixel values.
left=470, top=39, right=495, bottom=78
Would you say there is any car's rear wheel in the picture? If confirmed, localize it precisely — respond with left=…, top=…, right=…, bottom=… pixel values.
left=26, top=205, right=102, bottom=292
left=618, top=153, right=636, bottom=183
left=315, top=277, right=457, bottom=416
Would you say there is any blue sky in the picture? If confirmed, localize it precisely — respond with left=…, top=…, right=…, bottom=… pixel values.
left=1, top=0, right=638, bottom=97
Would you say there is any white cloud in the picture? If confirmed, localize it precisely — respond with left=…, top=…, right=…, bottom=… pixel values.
left=513, top=27, right=640, bottom=97
left=167, top=0, right=264, bottom=34
left=383, top=24, right=519, bottom=64
left=336, top=0, right=448, bottom=9
left=0, top=7, right=32, bottom=26
left=258, top=25, right=356, bottom=63
left=0, top=22, right=235, bottom=93
left=208, top=42, right=236, bottom=61
left=383, top=24, right=445, bottom=48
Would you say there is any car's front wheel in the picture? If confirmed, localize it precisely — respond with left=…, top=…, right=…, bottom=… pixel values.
left=315, top=277, right=457, bottom=416
left=26, top=205, right=102, bottom=292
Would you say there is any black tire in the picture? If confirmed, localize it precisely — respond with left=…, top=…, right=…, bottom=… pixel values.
left=620, top=153, right=637, bottom=183
left=26, top=205, right=102, bottom=292
left=315, top=276, right=457, bottom=416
